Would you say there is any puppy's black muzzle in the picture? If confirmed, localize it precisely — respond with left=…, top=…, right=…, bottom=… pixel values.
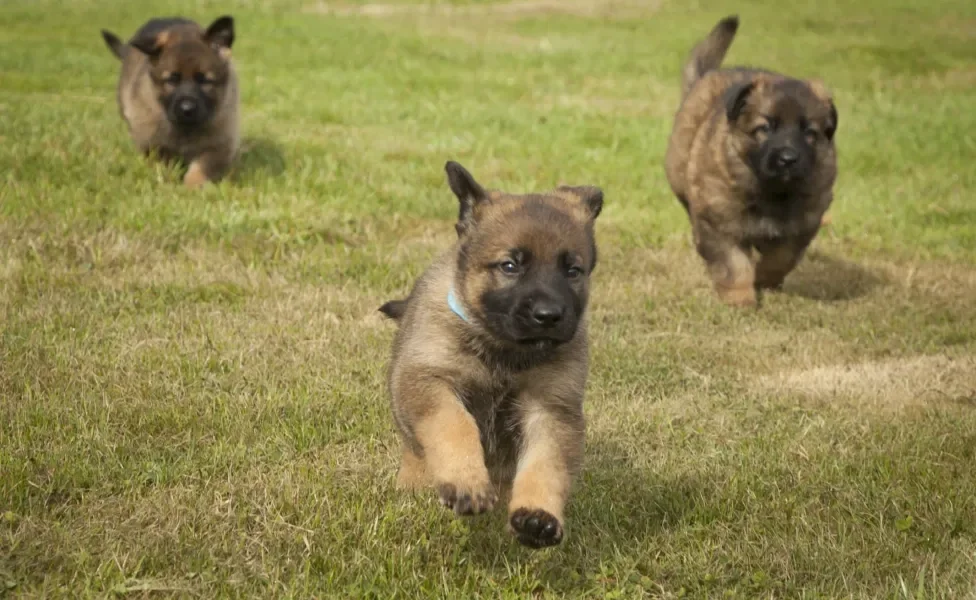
left=757, top=133, right=814, bottom=189
left=167, top=90, right=210, bottom=129
left=512, top=290, right=579, bottom=345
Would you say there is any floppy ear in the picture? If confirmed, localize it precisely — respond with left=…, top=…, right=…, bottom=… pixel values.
left=558, top=185, right=604, bottom=220
left=806, top=79, right=837, bottom=141
left=723, top=80, right=755, bottom=122
left=130, top=30, right=168, bottom=58
left=205, top=16, right=235, bottom=50
left=445, top=161, right=489, bottom=236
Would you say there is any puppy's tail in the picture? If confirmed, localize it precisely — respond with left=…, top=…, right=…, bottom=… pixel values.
left=378, top=299, right=408, bottom=321
left=681, top=15, right=739, bottom=100
left=101, top=30, right=127, bottom=60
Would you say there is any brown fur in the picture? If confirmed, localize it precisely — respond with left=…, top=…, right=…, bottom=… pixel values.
left=382, top=161, right=603, bottom=548
left=665, top=15, right=839, bottom=307
left=101, top=16, right=239, bottom=187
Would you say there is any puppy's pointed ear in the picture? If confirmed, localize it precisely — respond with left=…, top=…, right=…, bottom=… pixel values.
left=825, top=100, right=838, bottom=141
left=101, top=30, right=126, bottom=60
left=807, top=79, right=838, bottom=141
left=205, top=15, right=235, bottom=50
left=446, top=161, right=488, bottom=236
left=723, top=80, right=755, bottom=122
left=558, top=185, right=604, bottom=220
left=130, top=30, right=169, bottom=58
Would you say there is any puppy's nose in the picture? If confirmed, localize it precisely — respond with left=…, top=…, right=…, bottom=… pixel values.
left=775, top=148, right=799, bottom=168
left=531, top=300, right=564, bottom=328
left=177, top=98, right=198, bottom=119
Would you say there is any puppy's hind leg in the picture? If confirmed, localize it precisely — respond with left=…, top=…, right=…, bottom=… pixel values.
left=695, top=226, right=757, bottom=307
left=755, top=232, right=816, bottom=290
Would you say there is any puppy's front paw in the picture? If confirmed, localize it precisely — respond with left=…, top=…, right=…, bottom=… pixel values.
left=436, top=482, right=497, bottom=516
left=509, top=508, right=563, bottom=548
left=183, top=162, right=212, bottom=189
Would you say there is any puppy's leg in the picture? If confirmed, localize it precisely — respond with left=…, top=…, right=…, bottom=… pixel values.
left=508, top=400, right=584, bottom=548
left=395, top=444, right=429, bottom=490
left=695, top=226, right=756, bottom=307
left=754, top=244, right=801, bottom=290
left=403, top=380, right=496, bottom=515
left=184, top=150, right=232, bottom=188
left=755, top=232, right=816, bottom=290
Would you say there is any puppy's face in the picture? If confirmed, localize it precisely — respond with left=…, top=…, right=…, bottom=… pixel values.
left=446, top=163, right=602, bottom=350
left=725, top=78, right=838, bottom=192
left=130, top=17, right=235, bottom=130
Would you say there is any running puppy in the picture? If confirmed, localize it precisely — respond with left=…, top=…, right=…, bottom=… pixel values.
left=380, top=162, right=603, bottom=548
left=101, top=16, right=239, bottom=187
left=664, top=15, right=838, bottom=307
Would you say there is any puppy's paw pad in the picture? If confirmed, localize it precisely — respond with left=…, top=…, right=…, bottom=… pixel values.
left=436, top=483, right=497, bottom=516
left=509, top=508, right=563, bottom=548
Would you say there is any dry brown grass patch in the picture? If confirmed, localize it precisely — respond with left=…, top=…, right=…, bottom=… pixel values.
left=757, top=354, right=976, bottom=410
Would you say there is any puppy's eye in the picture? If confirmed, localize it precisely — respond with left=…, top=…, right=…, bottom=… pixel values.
left=499, top=261, right=519, bottom=275
left=752, top=124, right=770, bottom=137
left=165, top=73, right=181, bottom=85
left=566, top=266, right=584, bottom=279
left=194, top=73, right=215, bottom=85
left=804, top=127, right=819, bottom=141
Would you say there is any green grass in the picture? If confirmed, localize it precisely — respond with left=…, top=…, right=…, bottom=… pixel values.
left=2, top=0, right=976, bottom=597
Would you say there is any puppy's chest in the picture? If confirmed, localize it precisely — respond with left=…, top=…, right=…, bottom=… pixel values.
left=457, top=377, right=522, bottom=469
left=743, top=201, right=822, bottom=241
left=152, top=124, right=219, bottom=156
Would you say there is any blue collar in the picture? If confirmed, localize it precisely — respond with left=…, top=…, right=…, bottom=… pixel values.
left=447, top=288, right=469, bottom=323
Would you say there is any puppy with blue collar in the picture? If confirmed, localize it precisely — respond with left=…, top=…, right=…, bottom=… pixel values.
left=379, top=161, right=603, bottom=549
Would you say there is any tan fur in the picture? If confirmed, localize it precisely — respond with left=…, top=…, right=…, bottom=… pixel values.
left=665, top=16, right=838, bottom=307
left=384, top=164, right=601, bottom=548
left=505, top=367, right=585, bottom=530
left=405, top=380, right=496, bottom=512
left=182, top=161, right=209, bottom=188
left=107, top=18, right=239, bottom=187
left=395, top=443, right=429, bottom=489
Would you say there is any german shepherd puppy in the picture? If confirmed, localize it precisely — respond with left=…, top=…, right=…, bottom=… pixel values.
left=379, top=161, right=603, bottom=548
left=664, top=16, right=838, bottom=307
left=101, top=16, right=239, bottom=187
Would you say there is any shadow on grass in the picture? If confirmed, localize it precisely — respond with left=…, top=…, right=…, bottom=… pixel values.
left=230, top=136, right=286, bottom=183
left=460, top=437, right=706, bottom=589
left=782, top=250, right=886, bottom=302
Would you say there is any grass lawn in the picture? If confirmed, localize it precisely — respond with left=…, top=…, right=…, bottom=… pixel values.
left=2, top=0, right=976, bottom=597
